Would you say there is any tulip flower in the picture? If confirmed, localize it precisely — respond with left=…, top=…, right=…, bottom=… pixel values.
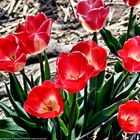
left=54, top=52, right=92, bottom=93
left=0, top=34, right=26, bottom=72
left=24, top=80, right=64, bottom=119
left=76, top=0, right=110, bottom=32
left=14, top=12, right=54, bottom=55
left=123, top=0, right=140, bottom=7
left=118, top=100, right=140, bottom=133
left=72, top=40, right=107, bottom=78
left=118, top=36, right=140, bottom=72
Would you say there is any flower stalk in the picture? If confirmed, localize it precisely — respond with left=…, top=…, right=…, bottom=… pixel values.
left=127, top=7, right=134, bottom=39
left=68, top=94, right=77, bottom=140
left=38, top=53, right=45, bottom=83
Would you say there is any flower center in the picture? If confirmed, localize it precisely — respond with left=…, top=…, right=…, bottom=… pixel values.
left=122, top=115, right=137, bottom=126
left=131, top=52, right=140, bottom=61
left=40, top=96, right=60, bottom=113
left=43, top=100, right=53, bottom=111
left=69, top=74, right=79, bottom=80
left=9, top=55, right=16, bottom=61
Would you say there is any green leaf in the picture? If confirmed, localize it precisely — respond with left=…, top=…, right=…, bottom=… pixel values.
left=86, top=89, right=96, bottom=113
left=112, top=72, right=129, bottom=99
left=134, top=22, right=140, bottom=36
left=119, top=33, right=127, bottom=46
left=57, top=117, right=68, bottom=136
left=107, top=125, right=115, bottom=140
left=96, top=75, right=114, bottom=111
left=9, top=73, right=26, bottom=105
left=128, top=15, right=137, bottom=38
left=0, top=101, right=16, bottom=117
left=89, top=71, right=105, bottom=92
left=5, top=83, right=30, bottom=121
left=86, top=99, right=126, bottom=132
left=52, top=125, right=57, bottom=140
left=0, top=129, right=22, bottom=138
left=0, top=118, right=28, bottom=138
left=71, top=101, right=80, bottom=129
left=114, top=61, right=124, bottom=73
left=100, top=28, right=122, bottom=55
left=12, top=115, right=51, bottom=138
left=115, top=73, right=140, bottom=100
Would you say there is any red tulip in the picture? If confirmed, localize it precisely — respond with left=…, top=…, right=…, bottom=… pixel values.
left=118, top=100, right=140, bottom=133
left=118, top=36, right=140, bottom=72
left=54, top=52, right=92, bottom=93
left=76, top=0, right=110, bottom=32
left=14, top=12, right=54, bottom=55
left=72, top=40, right=107, bottom=78
left=0, top=34, right=26, bottom=72
left=24, top=80, right=64, bottom=119
left=123, top=0, right=140, bottom=7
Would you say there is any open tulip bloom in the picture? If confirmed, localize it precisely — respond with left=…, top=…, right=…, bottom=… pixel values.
left=0, top=34, right=26, bottom=72
left=24, top=80, right=64, bottom=119
left=14, top=12, right=54, bottom=55
left=118, top=100, right=140, bottom=134
left=1, top=0, right=140, bottom=139
left=123, top=0, right=140, bottom=7
left=76, top=0, right=110, bottom=32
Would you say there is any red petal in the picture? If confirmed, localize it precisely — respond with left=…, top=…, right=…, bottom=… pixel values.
left=76, top=1, right=91, bottom=15
left=38, top=18, right=54, bottom=36
left=15, top=23, right=25, bottom=33
left=25, top=13, right=47, bottom=33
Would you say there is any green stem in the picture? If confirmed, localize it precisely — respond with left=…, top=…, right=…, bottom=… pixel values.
left=20, top=70, right=33, bottom=88
left=68, top=94, right=77, bottom=140
left=53, top=118, right=62, bottom=140
left=92, top=32, right=98, bottom=43
left=38, top=53, right=45, bottom=83
left=21, top=69, right=28, bottom=95
left=127, top=7, right=134, bottom=39
left=83, top=84, right=88, bottom=127
left=44, top=51, right=51, bottom=80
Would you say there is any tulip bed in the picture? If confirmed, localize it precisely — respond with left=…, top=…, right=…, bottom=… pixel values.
left=0, top=0, right=140, bottom=140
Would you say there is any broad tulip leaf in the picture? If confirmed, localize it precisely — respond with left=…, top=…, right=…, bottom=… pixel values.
left=112, top=72, right=129, bottom=99
left=86, top=99, right=126, bottom=132
left=134, top=23, right=140, bottom=36
left=12, top=115, right=51, bottom=138
left=114, top=61, right=123, bottom=73
left=0, top=118, right=28, bottom=138
left=119, top=33, right=127, bottom=46
left=100, top=28, right=122, bottom=55
left=107, top=125, right=115, bottom=140
left=0, top=101, right=16, bottom=117
left=5, top=83, right=30, bottom=121
left=52, top=125, right=57, bottom=140
left=0, top=129, right=22, bottom=138
left=57, top=117, right=68, bottom=136
left=71, top=101, right=80, bottom=129
left=115, top=73, right=140, bottom=100
left=9, top=73, right=26, bottom=105
left=96, top=75, right=114, bottom=111
left=86, top=89, right=96, bottom=112
left=89, top=71, right=105, bottom=92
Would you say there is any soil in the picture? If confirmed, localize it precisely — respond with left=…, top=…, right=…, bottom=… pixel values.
left=0, top=0, right=140, bottom=121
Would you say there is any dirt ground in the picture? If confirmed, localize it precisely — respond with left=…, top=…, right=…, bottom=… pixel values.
left=0, top=0, right=140, bottom=118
